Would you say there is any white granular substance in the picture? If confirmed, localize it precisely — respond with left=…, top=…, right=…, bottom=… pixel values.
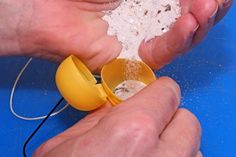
left=103, top=0, right=181, bottom=60
left=114, top=80, right=146, bottom=100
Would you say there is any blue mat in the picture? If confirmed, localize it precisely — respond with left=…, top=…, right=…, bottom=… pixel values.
left=0, top=4, right=236, bottom=157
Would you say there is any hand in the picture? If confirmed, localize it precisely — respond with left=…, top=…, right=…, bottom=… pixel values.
left=139, top=0, right=234, bottom=69
left=33, top=77, right=202, bottom=157
left=0, top=0, right=122, bottom=71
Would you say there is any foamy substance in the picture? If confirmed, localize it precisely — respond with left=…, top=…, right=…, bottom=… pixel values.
left=103, top=0, right=181, bottom=60
left=114, top=80, right=146, bottom=100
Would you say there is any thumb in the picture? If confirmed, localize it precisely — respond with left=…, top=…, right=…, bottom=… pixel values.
left=85, top=34, right=122, bottom=72
left=139, top=13, right=198, bottom=69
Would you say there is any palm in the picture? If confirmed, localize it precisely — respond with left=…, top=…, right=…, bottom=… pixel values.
left=21, top=0, right=121, bottom=71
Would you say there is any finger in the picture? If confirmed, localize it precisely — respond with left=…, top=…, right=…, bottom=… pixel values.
left=195, top=151, right=203, bottom=157
left=81, top=15, right=122, bottom=72
left=139, top=13, right=198, bottom=69
left=34, top=104, right=112, bottom=157
left=179, top=0, right=193, bottom=14
left=33, top=137, right=77, bottom=157
left=70, top=0, right=121, bottom=11
left=157, top=109, right=202, bottom=157
left=86, top=35, right=122, bottom=72
left=189, top=0, right=218, bottom=46
left=215, top=0, right=233, bottom=24
left=58, top=16, right=122, bottom=72
left=104, top=77, right=181, bottom=135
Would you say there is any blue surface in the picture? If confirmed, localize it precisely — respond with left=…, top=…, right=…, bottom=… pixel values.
left=0, top=4, right=236, bottom=157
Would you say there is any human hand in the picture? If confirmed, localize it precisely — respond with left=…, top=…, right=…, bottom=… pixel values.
left=0, top=0, right=121, bottom=71
left=34, top=77, right=202, bottom=157
left=139, top=0, right=234, bottom=69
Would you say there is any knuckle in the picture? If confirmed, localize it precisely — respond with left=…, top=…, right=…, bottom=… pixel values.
left=165, top=89, right=179, bottom=108
left=178, top=108, right=202, bottom=137
left=157, top=77, right=181, bottom=107
left=34, top=140, right=52, bottom=156
left=181, top=13, right=198, bottom=31
left=162, top=77, right=181, bottom=93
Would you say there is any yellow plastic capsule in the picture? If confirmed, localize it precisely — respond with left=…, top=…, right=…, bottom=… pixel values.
left=55, top=55, right=156, bottom=111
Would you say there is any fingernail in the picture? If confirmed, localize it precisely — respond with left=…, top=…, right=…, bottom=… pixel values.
left=190, top=24, right=199, bottom=39
left=185, top=24, right=199, bottom=49
left=193, top=24, right=200, bottom=33
left=188, top=24, right=200, bottom=41
left=209, top=5, right=219, bottom=22
left=223, top=0, right=232, bottom=8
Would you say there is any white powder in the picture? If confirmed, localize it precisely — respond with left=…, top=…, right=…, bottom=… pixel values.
left=103, top=0, right=181, bottom=60
left=103, top=0, right=181, bottom=99
left=114, top=80, right=146, bottom=100
left=123, top=59, right=142, bottom=80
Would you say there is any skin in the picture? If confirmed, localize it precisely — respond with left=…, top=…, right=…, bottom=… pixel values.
left=0, top=0, right=232, bottom=156
left=139, top=0, right=234, bottom=69
left=34, top=77, right=202, bottom=157
left=0, top=0, right=122, bottom=71
left=0, top=0, right=233, bottom=70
